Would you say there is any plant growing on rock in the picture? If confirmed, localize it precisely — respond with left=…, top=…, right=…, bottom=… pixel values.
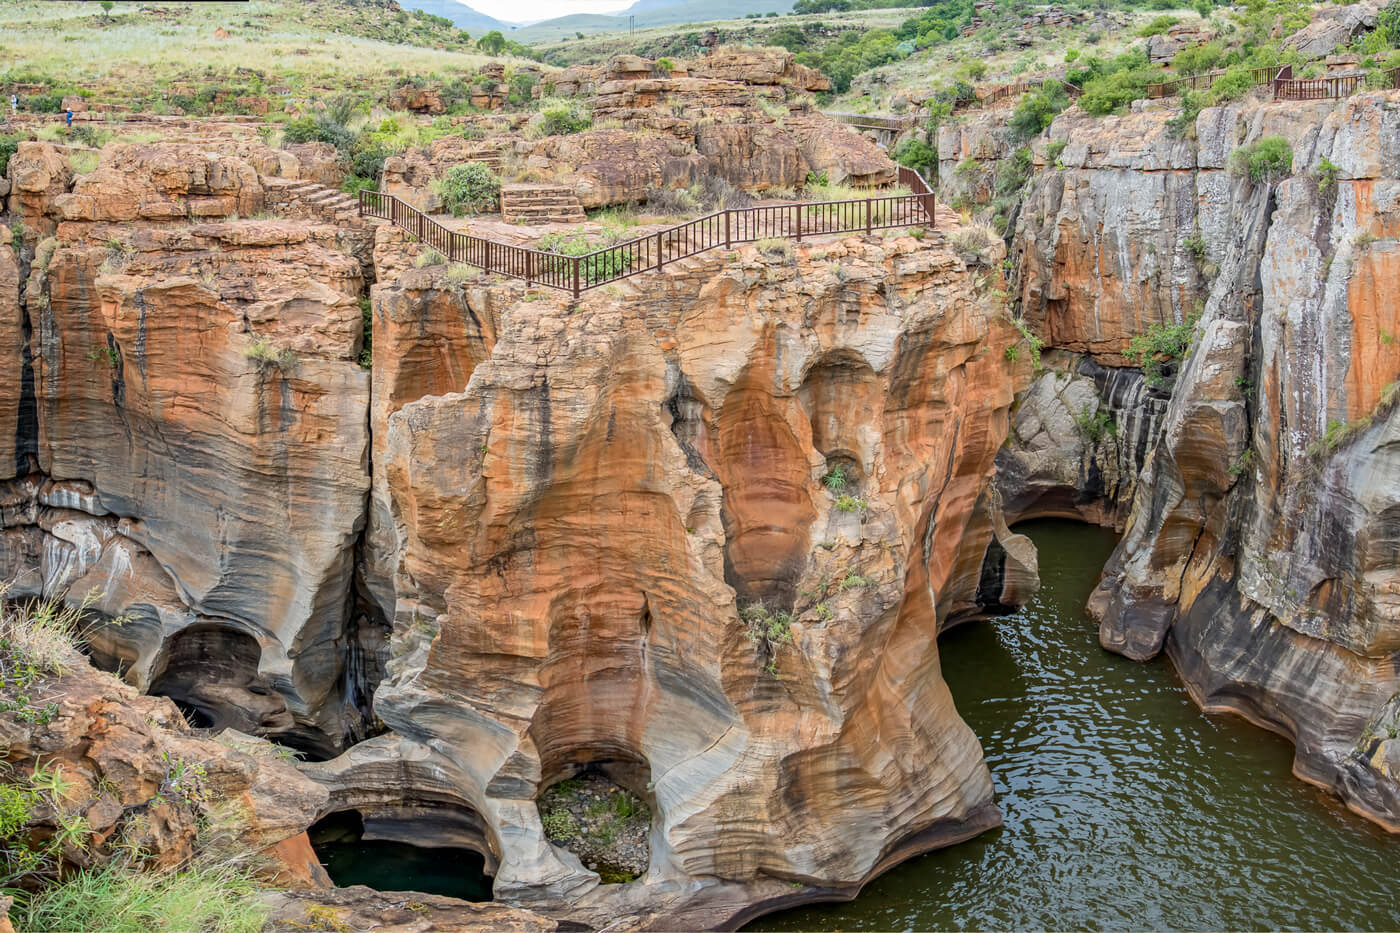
left=1075, top=405, right=1116, bottom=444
left=433, top=162, right=500, bottom=216
left=821, top=464, right=849, bottom=492
left=1124, top=314, right=1201, bottom=385
left=834, top=494, right=867, bottom=514
left=534, top=99, right=591, bottom=137
left=741, top=603, right=793, bottom=675
left=1228, top=136, right=1293, bottom=186
left=413, top=248, right=447, bottom=268
left=244, top=336, right=297, bottom=372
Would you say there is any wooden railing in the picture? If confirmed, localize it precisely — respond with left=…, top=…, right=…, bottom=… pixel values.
left=1270, top=65, right=1400, bottom=100
left=359, top=166, right=937, bottom=298
left=1147, top=65, right=1282, bottom=99
left=1148, top=64, right=1400, bottom=102
left=953, top=77, right=1082, bottom=111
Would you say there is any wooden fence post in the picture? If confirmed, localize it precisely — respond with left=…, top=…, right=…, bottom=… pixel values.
left=865, top=197, right=872, bottom=236
left=572, top=257, right=581, bottom=300
left=724, top=210, right=731, bottom=249
left=526, top=251, right=534, bottom=288
left=657, top=231, right=664, bottom=271
left=795, top=204, right=802, bottom=242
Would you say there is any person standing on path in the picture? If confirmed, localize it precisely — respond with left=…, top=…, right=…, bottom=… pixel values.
left=9, top=94, right=16, bottom=115
left=64, top=106, right=73, bottom=129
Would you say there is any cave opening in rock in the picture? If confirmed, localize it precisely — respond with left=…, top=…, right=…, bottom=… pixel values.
left=538, top=763, right=652, bottom=884
left=309, top=808, right=495, bottom=902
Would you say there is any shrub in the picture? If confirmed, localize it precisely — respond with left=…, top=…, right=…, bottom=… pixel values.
left=536, top=100, right=591, bottom=136
left=890, top=136, right=936, bottom=179
left=1138, top=15, right=1180, bottom=37
left=1315, top=156, right=1340, bottom=194
left=1009, top=82, right=1069, bottom=139
left=821, top=464, right=849, bottom=491
left=538, top=229, right=632, bottom=284
left=1075, top=405, right=1116, bottom=443
left=1228, top=136, right=1293, bottom=185
left=244, top=336, right=297, bottom=371
left=994, top=146, right=1034, bottom=197
left=1079, top=61, right=1163, bottom=115
left=433, top=162, right=500, bottom=216
left=1125, top=315, right=1200, bottom=385
left=834, top=494, right=867, bottom=513
left=741, top=603, right=793, bottom=675
left=1171, top=40, right=1226, bottom=75
left=413, top=247, right=446, bottom=267
left=0, top=136, right=20, bottom=177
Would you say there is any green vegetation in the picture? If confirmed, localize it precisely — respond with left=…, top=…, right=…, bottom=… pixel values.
left=0, top=0, right=530, bottom=103
left=535, top=99, right=592, bottom=137
left=892, top=136, right=936, bottom=178
left=1009, top=316, right=1044, bottom=371
left=244, top=336, right=298, bottom=371
left=538, top=229, right=633, bottom=285
left=433, top=162, right=501, bottom=216
left=1228, top=136, right=1294, bottom=185
left=741, top=603, right=793, bottom=675
left=1075, top=406, right=1116, bottom=444
left=19, top=850, right=267, bottom=933
left=1124, top=315, right=1200, bottom=385
left=834, top=494, right=868, bottom=513
left=1075, top=48, right=1163, bottom=116
left=821, top=464, right=849, bottom=491
left=1009, top=81, right=1071, bottom=139
left=1315, top=156, right=1340, bottom=195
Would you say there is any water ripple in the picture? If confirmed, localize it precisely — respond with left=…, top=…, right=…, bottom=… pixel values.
left=749, top=520, right=1397, bottom=932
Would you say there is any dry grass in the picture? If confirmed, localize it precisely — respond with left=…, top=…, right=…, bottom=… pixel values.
left=0, top=0, right=526, bottom=100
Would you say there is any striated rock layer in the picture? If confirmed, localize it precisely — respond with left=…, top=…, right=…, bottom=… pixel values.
left=2, top=142, right=377, bottom=759
left=333, top=232, right=1022, bottom=928
left=1008, top=90, right=1400, bottom=830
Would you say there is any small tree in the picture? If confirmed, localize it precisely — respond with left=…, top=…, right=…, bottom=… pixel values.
left=100, top=0, right=114, bottom=18
left=434, top=162, right=501, bottom=216
left=478, top=30, right=506, bottom=54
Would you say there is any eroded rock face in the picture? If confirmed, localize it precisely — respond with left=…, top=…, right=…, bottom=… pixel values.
left=4, top=143, right=376, bottom=759
left=1029, top=91, right=1400, bottom=829
left=0, top=647, right=329, bottom=886
left=346, top=233, right=1017, bottom=927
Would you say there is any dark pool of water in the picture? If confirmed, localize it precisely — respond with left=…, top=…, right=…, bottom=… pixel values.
left=750, top=519, right=1398, bottom=932
left=311, top=812, right=494, bottom=902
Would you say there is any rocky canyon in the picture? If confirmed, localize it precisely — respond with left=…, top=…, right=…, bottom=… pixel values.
left=2, top=1, right=1399, bottom=929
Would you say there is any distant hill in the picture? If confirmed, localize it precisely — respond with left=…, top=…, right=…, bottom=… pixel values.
left=396, top=0, right=514, bottom=33
left=513, top=0, right=792, bottom=42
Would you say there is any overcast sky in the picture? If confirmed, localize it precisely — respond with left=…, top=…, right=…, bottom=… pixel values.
left=464, top=0, right=634, bottom=24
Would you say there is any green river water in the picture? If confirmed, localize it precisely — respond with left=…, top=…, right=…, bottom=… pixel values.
left=749, top=519, right=1398, bottom=932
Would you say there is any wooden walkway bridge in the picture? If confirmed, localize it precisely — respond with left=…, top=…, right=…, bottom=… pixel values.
left=358, top=166, right=937, bottom=299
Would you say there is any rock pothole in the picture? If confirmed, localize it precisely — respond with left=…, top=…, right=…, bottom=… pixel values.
left=539, top=771, right=650, bottom=883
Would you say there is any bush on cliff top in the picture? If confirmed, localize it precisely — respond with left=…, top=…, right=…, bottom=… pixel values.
left=1228, top=136, right=1293, bottom=185
left=433, top=162, right=500, bottom=216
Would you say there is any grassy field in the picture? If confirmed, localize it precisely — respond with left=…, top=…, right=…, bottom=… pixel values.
left=0, top=0, right=531, bottom=101
left=532, top=7, right=916, bottom=66
left=513, top=0, right=796, bottom=43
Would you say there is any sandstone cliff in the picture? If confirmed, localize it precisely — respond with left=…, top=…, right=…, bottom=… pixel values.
left=1004, top=90, right=1400, bottom=830
left=1, top=131, right=1025, bottom=928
